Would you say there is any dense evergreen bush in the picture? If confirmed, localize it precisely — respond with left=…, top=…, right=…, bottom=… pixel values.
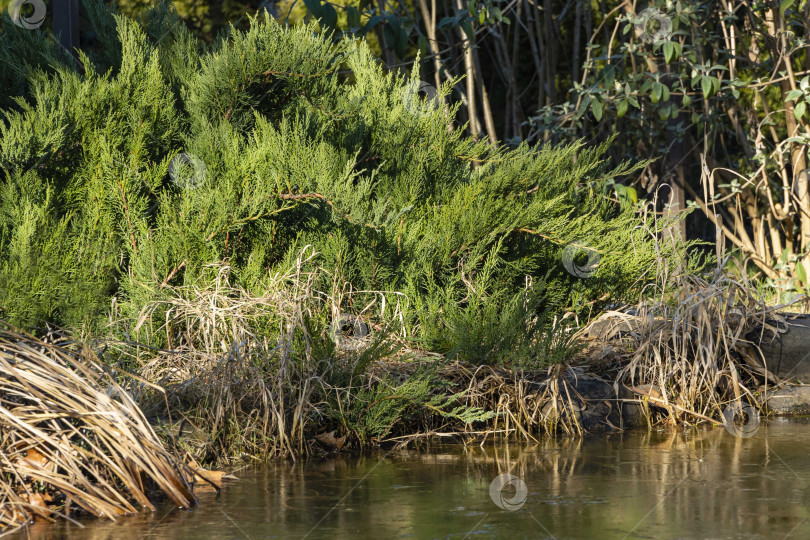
left=0, top=2, right=693, bottom=365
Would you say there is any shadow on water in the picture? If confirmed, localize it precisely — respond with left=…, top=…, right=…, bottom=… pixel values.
left=14, top=418, right=810, bottom=539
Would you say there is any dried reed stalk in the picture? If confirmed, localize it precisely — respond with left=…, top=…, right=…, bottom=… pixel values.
left=585, top=250, right=793, bottom=427
left=0, top=325, right=195, bottom=533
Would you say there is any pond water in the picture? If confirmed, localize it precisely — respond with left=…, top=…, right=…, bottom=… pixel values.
left=16, top=419, right=810, bottom=539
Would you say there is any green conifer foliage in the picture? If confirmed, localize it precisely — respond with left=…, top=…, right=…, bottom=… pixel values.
left=0, top=3, right=694, bottom=365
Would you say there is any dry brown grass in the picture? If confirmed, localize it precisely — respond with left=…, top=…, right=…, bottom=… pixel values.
left=121, top=253, right=323, bottom=461
left=447, top=363, right=588, bottom=438
left=363, top=358, right=619, bottom=449
left=0, top=325, right=195, bottom=534
left=113, top=248, right=401, bottom=461
left=583, top=247, right=799, bottom=428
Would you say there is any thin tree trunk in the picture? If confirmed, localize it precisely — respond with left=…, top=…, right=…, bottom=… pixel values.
left=543, top=0, right=558, bottom=103
left=523, top=0, right=545, bottom=112
left=471, top=43, right=498, bottom=145
left=774, top=6, right=810, bottom=281
left=418, top=0, right=445, bottom=100
left=572, top=0, right=582, bottom=85
left=509, top=1, right=524, bottom=138
left=377, top=0, right=397, bottom=68
left=454, top=0, right=480, bottom=138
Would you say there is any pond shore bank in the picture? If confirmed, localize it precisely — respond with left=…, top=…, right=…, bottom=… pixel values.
left=2, top=303, right=808, bottom=533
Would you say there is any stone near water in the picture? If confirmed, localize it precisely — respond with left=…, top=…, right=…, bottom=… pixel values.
left=766, top=385, right=810, bottom=415
left=756, top=314, right=810, bottom=381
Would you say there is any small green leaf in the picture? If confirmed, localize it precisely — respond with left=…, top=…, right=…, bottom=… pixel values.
left=591, top=99, right=603, bottom=121
left=347, top=6, right=361, bottom=29
left=796, top=261, right=807, bottom=286
left=362, top=14, right=383, bottom=34
left=321, top=2, right=337, bottom=29
left=617, top=99, right=628, bottom=118
left=625, top=186, right=638, bottom=204
left=417, top=35, right=429, bottom=56
left=386, top=14, right=401, bottom=34
left=437, top=16, right=456, bottom=30
left=461, top=20, right=474, bottom=41
left=303, top=0, right=323, bottom=18
left=664, top=41, right=676, bottom=64
left=395, top=27, right=408, bottom=59
left=781, top=0, right=795, bottom=17
left=795, top=101, right=806, bottom=121
left=600, top=65, right=616, bottom=87
left=383, top=23, right=396, bottom=50
left=701, top=76, right=712, bottom=99
left=651, top=83, right=662, bottom=104
left=682, top=94, right=691, bottom=107
left=787, top=89, right=805, bottom=102
left=577, top=96, right=592, bottom=116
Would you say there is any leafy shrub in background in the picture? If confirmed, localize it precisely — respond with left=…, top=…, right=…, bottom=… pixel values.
left=0, top=2, right=694, bottom=367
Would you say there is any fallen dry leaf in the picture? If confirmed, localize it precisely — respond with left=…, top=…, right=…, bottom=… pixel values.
left=185, top=457, right=238, bottom=492
left=626, top=384, right=663, bottom=401
left=26, top=492, right=52, bottom=510
left=16, top=449, right=51, bottom=471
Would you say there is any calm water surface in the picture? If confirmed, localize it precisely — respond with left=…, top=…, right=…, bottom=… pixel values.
left=17, top=419, right=810, bottom=539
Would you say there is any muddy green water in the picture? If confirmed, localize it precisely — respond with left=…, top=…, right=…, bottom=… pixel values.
left=16, top=419, right=810, bottom=539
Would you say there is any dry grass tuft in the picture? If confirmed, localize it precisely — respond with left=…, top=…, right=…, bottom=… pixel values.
left=584, top=250, right=793, bottom=427
left=367, top=359, right=619, bottom=448
left=119, top=248, right=346, bottom=461
left=0, top=325, right=195, bottom=534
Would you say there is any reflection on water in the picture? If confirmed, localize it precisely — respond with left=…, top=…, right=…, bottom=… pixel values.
left=15, top=418, right=810, bottom=539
